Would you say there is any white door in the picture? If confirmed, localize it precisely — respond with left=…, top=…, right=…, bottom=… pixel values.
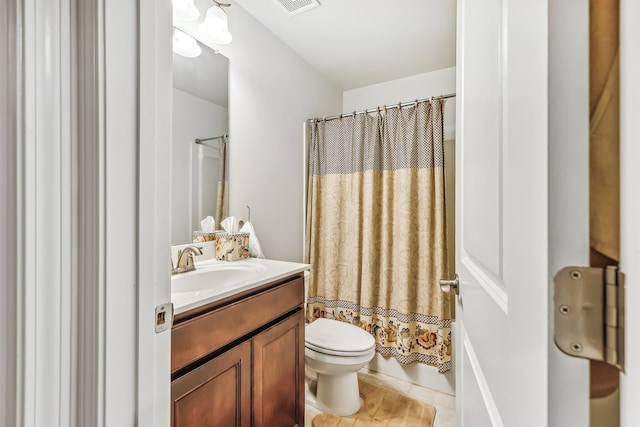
left=455, top=0, right=569, bottom=425
left=455, top=1, right=639, bottom=426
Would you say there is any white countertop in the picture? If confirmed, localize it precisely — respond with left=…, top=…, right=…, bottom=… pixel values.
left=171, top=257, right=310, bottom=315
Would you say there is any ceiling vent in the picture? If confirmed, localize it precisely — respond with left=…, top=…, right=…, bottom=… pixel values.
left=273, top=0, right=320, bottom=17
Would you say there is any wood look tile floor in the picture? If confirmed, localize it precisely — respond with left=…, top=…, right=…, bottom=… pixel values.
left=304, top=369, right=456, bottom=427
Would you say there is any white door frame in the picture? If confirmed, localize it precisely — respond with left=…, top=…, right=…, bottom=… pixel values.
left=7, top=0, right=78, bottom=424
left=1, top=0, right=20, bottom=425
left=548, top=0, right=591, bottom=424
left=619, top=0, right=640, bottom=423
left=2, top=0, right=172, bottom=425
left=137, top=0, right=173, bottom=425
left=74, top=0, right=142, bottom=424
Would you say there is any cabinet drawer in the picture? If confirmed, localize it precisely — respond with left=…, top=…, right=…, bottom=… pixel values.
left=172, top=276, right=303, bottom=374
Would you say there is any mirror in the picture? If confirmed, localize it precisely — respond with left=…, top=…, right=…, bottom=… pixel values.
left=171, top=40, right=229, bottom=244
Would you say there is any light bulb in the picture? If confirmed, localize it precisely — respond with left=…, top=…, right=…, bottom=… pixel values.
left=198, top=6, right=232, bottom=45
left=172, top=29, right=202, bottom=58
left=172, top=0, right=200, bottom=21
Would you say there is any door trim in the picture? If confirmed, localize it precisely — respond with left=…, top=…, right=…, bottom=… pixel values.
left=76, top=0, right=105, bottom=423
left=1, top=0, right=20, bottom=425
left=619, top=0, right=640, bottom=422
left=463, top=331, right=504, bottom=427
left=137, top=0, right=173, bottom=425
left=548, top=0, right=591, bottom=425
left=461, top=256, right=508, bottom=313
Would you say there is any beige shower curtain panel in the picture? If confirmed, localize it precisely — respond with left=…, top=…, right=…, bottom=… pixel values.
left=216, top=135, right=229, bottom=222
left=305, top=99, right=452, bottom=372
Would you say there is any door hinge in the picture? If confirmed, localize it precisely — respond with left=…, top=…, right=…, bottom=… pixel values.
left=553, top=266, right=625, bottom=371
left=155, top=302, right=174, bottom=333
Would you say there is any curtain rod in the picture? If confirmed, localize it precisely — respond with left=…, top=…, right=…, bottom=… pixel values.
left=308, top=93, right=456, bottom=123
left=194, top=134, right=227, bottom=144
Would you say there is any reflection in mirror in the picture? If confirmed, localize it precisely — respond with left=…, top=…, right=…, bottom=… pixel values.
left=171, top=40, right=229, bottom=244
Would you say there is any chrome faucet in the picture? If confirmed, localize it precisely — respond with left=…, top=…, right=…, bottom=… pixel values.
left=172, top=245, right=203, bottom=275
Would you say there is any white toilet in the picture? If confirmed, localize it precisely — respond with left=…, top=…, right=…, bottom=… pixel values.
left=305, top=317, right=376, bottom=416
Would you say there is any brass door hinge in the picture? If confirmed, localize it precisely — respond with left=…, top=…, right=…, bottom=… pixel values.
left=553, top=266, right=625, bottom=371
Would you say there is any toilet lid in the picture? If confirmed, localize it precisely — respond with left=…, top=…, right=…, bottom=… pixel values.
left=305, top=318, right=375, bottom=354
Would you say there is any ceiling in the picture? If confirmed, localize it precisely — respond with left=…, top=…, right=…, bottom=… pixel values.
left=233, top=0, right=457, bottom=91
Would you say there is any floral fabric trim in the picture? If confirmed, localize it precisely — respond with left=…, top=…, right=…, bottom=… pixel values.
left=307, top=296, right=452, bottom=373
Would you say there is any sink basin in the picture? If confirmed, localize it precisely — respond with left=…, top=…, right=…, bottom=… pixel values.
left=172, top=262, right=267, bottom=293
left=170, top=257, right=310, bottom=315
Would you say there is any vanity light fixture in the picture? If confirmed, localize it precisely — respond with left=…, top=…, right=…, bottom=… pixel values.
left=198, top=0, right=233, bottom=45
left=172, top=0, right=200, bottom=21
left=173, top=28, right=202, bottom=58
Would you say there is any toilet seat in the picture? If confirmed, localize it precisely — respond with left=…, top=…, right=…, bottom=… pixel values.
left=305, top=341, right=374, bottom=357
left=305, top=318, right=375, bottom=357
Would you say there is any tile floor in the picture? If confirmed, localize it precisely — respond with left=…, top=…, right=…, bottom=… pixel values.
left=304, top=368, right=457, bottom=426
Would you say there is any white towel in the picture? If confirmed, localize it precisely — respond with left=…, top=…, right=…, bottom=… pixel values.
left=239, top=221, right=265, bottom=258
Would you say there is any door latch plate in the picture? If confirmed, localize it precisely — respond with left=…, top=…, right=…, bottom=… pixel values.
left=155, top=302, right=174, bottom=333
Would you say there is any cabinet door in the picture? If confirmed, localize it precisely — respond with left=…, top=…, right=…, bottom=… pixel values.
left=171, top=340, right=251, bottom=427
left=252, top=311, right=305, bottom=427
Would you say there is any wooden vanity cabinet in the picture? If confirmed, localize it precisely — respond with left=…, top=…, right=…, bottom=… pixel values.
left=171, top=273, right=305, bottom=427
left=171, top=340, right=252, bottom=426
left=253, top=312, right=304, bottom=427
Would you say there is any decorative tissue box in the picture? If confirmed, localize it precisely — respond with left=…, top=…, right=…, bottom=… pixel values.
left=192, top=231, right=216, bottom=243
left=214, top=232, right=250, bottom=261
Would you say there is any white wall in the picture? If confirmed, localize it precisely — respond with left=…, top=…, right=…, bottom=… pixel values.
left=171, top=88, right=227, bottom=244
left=342, top=67, right=457, bottom=395
left=212, top=4, right=343, bottom=262
left=343, top=66, right=456, bottom=140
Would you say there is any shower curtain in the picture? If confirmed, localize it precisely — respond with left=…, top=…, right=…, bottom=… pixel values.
left=305, top=99, right=452, bottom=372
left=215, top=135, right=229, bottom=222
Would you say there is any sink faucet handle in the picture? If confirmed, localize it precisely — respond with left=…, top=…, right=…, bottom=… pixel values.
left=188, top=245, right=204, bottom=261
left=185, top=246, right=203, bottom=268
left=185, top=252, right=196, bottom=268
left=176, top=245, right=204, bottom=270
